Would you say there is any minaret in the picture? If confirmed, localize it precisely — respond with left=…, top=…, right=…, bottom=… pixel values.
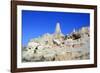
left=54, top=22, right=64, bottom=37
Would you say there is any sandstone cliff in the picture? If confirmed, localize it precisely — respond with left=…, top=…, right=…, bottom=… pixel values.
left=22, top=23, right=90, bottom=62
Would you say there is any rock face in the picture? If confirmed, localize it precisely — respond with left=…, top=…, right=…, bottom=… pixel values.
left=22, top=22, right=90, bottom=62
left=54, top=22, right=64, bottom=37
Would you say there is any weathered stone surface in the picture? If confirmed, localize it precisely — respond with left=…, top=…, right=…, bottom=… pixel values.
left=22, top=22, right=90, bottom=62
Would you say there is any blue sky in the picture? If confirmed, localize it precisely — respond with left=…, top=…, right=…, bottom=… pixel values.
left=22, top=10, right=90, bottom=46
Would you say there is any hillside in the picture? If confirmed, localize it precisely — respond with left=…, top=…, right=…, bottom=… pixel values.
left=22, top=22, right=90, bottom=62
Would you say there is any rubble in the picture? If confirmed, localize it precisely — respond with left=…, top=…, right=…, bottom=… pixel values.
left=22, top=22, right=90, bottom=62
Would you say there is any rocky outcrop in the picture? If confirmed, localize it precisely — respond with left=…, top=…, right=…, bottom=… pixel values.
left=22, top=22, right=90, bottom=62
